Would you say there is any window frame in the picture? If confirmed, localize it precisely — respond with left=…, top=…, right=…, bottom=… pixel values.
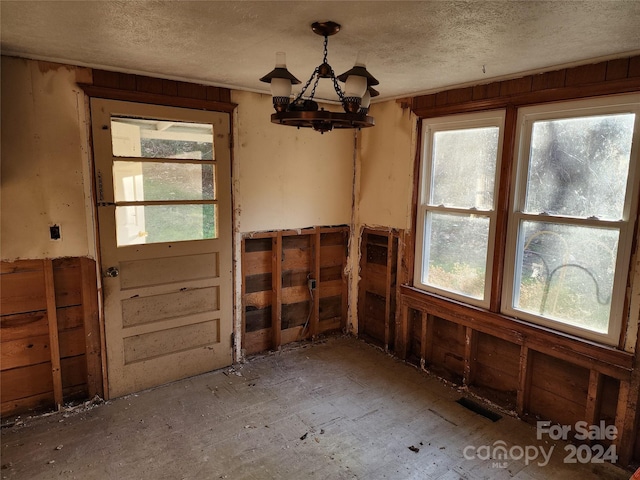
left=502, top=94, right=640, bottom=345
left=414, top=110, right=506, bottom=308
left=108, top=115, right=220, bottom=247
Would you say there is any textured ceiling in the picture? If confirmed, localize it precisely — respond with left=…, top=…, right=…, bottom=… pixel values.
left=2, top=1, right=639, bottom=102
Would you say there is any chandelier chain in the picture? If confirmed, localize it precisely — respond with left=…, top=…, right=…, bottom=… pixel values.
left=294, top=66, right=318, bottom=103
left=323, top=36, right=329, bottom=63
left=331, top=68, right=345, bottom=101
left=310, top=72, right=321, bottom=100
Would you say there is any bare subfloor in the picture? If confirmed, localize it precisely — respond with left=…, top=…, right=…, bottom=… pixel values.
left=1, top=337, right=629, bottom=480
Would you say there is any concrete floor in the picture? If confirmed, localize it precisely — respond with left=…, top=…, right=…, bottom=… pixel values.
left=0, top=337, right=630, bottom=480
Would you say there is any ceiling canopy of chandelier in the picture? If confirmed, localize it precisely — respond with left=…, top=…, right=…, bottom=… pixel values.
left=259, top=21, right=379, bottom=134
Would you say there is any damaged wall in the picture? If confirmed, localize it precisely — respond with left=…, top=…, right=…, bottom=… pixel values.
left=1, top=59, right=356, bottom=263
left=1, top=57, right=95, bottom=261
left=358, top=100, right=416, bottom=231
left=231, top=90, right=354, bottom=234
left=347, top=99, right=417, bottom=334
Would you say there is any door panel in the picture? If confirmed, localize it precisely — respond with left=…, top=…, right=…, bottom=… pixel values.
left=91, top=99, right=233, bottom=398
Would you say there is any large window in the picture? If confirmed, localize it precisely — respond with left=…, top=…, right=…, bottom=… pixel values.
left=415, top=95, right=639, bottom=345
left=503, top=96, right=639, bottom=344
left=414, top=111, right=505, bottom=307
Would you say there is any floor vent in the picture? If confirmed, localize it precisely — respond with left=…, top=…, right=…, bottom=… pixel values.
left=456, top=397, right=502, bottom=422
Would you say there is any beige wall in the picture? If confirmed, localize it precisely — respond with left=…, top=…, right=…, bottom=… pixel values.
left=231, top=90, right=354, bottom=233
left=1, top=57, right=94, bottom=260
left=2, top=55, right=637, bottom=353
left=0, top=58, right=356, bottom=263
left=358, top=100, right=417, bottom=231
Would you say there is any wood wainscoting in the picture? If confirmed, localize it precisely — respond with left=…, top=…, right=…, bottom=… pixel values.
left=1, top=258, right=102, bottom=417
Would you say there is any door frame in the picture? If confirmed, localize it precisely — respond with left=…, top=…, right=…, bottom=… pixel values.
left=81, top=81, right=238, bottom=399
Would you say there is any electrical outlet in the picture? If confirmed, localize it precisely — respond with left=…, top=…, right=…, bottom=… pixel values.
left=308, top=278, right=317, bottom=291
left=49, top=224, right=61, bottom=241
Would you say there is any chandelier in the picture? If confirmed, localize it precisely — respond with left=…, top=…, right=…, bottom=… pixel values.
left=259, top=21, right=379, bottom=134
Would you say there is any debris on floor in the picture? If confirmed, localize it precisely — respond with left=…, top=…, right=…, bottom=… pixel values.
left=223, top=367, right=243, bottom=377
left=408, top=445, right=420, bottom=453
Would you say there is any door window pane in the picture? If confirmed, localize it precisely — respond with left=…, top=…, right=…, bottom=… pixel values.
left=513, top=221, right=619, bottom=333
left=431, top=127, right=499, bottom=210
left=525, top=113, right=635, bottom=220
left=113, top=162, right=215, bottom=201
left=111, top=118, right=214, bottom=160
left=423, top=212, right=490, bottom=299
left=116, top=204, right=217, bottom=246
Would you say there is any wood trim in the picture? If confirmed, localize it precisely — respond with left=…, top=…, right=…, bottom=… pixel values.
left=398, top=303, right=410, bottom=360
left=489, top=105, right=517, bottom=311
left=358, top=229, right=368, bottom=336
left=400, top=285, right=633, bottom=379
left=516, top=345, right=532, bottom=416
left=412, top=77, right=640, bottom=119
left=424, top=314, right=434, bottom=366
left=271, top=233, right=282, bottom=350
left=79, top=258, right=102, bottom=398
left=79, top=85, right=236, bottom=113
left=241, top=238, right=247, bottom=347
left=408, top=121, right=422, bottom=286
left=420, top=311, right=427, bottom=369
left=584, top=370, right=603, bottom=427
left=311, top=228, right=320, bottom=338
left=384, top=233, right=394, bottom=349
left=43, top=260, right=63, bottom=409
left=463, top=327, right=478, bottom=387
left=618, top=309, right=640, bottom=465
left=341, top=228, right=349, bottom=330
left=615, top=380, right=633, bottom=463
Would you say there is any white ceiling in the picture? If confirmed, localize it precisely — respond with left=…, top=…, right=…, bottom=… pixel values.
left=2, top=1, right=639, bottom=102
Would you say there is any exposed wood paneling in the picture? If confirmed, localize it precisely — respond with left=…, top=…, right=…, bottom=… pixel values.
left=400, top=286, right=632, bottom=378
left=1, top=258, right=101, bottom=418
left=80, top=70, right=235, bottom=113
left=531, top=69, right=566, bottom=91
left=529, top=352, right=590, bottom=427
left=0, top=312, right=48, bottom=343
left=629, top=56, right=640, bottom=77
left=500, top=76, right=533, bottom=96
left=245, top=307, right=272, bottom=333
left=412, top=54, right=640, bottom=118
left=0, top=362, right=53, bottom=406
left=606, top=58, right=629, bottom=81
left=1, top=334, right=51, bottom=371
left=564, top=62, right=607, bottom=86
left=0, top=270, right=46, bottom=315
left=242, top=226, right=349, bottom=355
left=358, top=229, right=399, bottom=350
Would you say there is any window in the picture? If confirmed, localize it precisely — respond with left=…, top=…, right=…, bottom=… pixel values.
left=414, top=111, right=506, bottom=307
left=110, top=117, right=218, bottom=246
left=503, top=96, right=640, bottom=344
left=414, top=94, right=639, bottom=345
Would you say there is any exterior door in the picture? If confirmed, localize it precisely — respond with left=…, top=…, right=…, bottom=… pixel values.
left=91, top=98, right=233, bottom=398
